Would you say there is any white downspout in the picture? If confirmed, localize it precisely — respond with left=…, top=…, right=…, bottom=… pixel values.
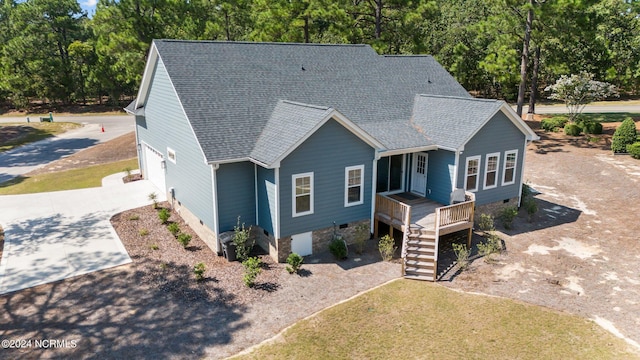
left=370, top=152, right=380, bottom=234
left=274, top=167, right=280, bottom=240
left=210, top=163, right=220, bottom=252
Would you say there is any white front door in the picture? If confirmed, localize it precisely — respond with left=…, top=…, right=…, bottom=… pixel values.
left=144, top=144, right=166, bottom=192
left=410, top=152, right=428, bottom=196
left=291, top=231, right=313, bottom=256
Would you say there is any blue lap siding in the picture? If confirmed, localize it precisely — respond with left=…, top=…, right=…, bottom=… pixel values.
left=136, top=57, right=215, bottom=231
left=217, top=162, right=257, bottom=232
left=279, top=119, right=375, bottom=237
left=456, top=111, right=526, bottom=205
left=425, top=150, right=456, bottom=205
left=256, top=166, right=276, bottom=235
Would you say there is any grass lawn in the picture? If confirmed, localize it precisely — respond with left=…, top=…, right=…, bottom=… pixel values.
left=0, top=158, right=138, bottom=195
left=577, top=112, right=640, bottom=123
left=0, top=122, right=81, bottom=152
left=236, top=280, right=637, bottom=360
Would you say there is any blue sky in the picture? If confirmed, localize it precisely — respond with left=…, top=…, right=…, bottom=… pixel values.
left=79, top=0, right=97, bottom=17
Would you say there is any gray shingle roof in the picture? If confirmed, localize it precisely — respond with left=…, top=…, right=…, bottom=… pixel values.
left=411, top=95, right=504, bottom=150
left=150, top=40, right=472, bottom=163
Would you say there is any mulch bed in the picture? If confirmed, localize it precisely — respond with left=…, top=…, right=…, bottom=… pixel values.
left=110, top=202, right=285, bottom=306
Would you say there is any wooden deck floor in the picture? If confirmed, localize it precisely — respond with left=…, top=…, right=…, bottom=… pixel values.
left=388, top=193, right=443, bottom=230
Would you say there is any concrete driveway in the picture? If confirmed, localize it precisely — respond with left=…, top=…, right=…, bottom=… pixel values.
left=0, top=174, right=165, bottom=295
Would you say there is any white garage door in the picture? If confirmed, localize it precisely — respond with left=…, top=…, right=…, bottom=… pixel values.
left=291, top=231, right=313, bottom=257
left=144, top=145, right=166, bottom=191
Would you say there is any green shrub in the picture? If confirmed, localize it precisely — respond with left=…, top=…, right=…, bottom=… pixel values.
left=477, top=233, right=502, bottom=263
left=286, top=253, right=304, bottom=274
left=149, top=243, right=159, bottom=250
left=580, top=120, right=603, bottom=134
left=193, top=262, right=206, bottom=281
left=612, top=117, right=638, bottom=153
left=177, top=233, right=192, bottom=248
left=329, top=237, right=348, bottom=260
left=564, top=123, right=581, bottom=136
left=158, top=208, right=170, bottom=224
left=353, top=223, right=370, bottom=255
left=242, top=257, right=262, bottom=287
left=540, top=116, right=567, bottom=132
left=167, top=222, right=180, bottom=237
left=139, top=228, right=149, bottom=236
left=233, top=217, right=254, bottom=261
left=499, top=206, right=518, bottom=230
left=522, top=196, right=538, bottom=222
left=477, top=213, right=495, bottom=232
left=627, top=142, right=640, bottom=159
left=378, top=234, right=396, bottom=262
left=128, top=214, right=140, bottom=221
left=452, top=243, right=470, bottom=270
left=148, top=192, right=158, bottom=209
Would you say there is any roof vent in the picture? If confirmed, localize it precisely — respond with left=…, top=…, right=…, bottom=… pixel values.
left=301, top=65, right=306, bottom=71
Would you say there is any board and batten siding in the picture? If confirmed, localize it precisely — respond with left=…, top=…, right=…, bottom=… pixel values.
left=456, top=111, right=526, bottom=205
left=279, top=119, right=375, bottom=237
left=217, top=162, right=256, bottom=232
left=425, top=149, right=455, bottom=205
left=136, top=57, right=214, bottom=231
left=256, top=166, right=276, bottom=235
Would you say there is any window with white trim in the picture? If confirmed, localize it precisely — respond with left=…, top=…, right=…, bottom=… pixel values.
left=345, top=165, right=364, bottom=206
left=502, top=150, right=518, bottom=185
left=292, top=172, right=313, bottom=217
left=465, top=156, right=481, bottom=192
left=483, top=152, right=500, bottom=189
left=167, top=147, right=177, bottom=164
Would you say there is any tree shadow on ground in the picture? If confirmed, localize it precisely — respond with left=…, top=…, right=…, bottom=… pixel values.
left=0, top=137, right=98, bottom=168
left=304, top=239, right=385, bottom=271
left=0, top=261, right=249, bottom=359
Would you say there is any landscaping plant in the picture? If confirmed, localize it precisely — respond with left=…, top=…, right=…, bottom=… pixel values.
left=378, top=234, right=396, bottom=262
left=177, top=233, right=192, bottom=248
left=158, top=208, right=170, bottom=224
left=499, top=206, right=518, bottom=230
left=286, top=253, right=304, bottom=274
left=563, top=123, right=581, bottom=136
left=540, top=116, right=568, bottom=132
left=233, top=217, right=254, bottom=261
left=477, top=213, right=495, bottom=233
left=193, top=262, right=206, bottom=281
left=242, top=257, right=262, bottom=287
left=329, top=237, right=348, bottom=260
left=611, top=117, right=638, bottom=153
left=545, top=72, right=618, bottom=122
left=627, top=142, right=640, bottom=159
left=167, top=222, right=180, bottom=237
left=148, top=192, right=159, bottom=209
left=139, top=228, right=149, bottom=236
left=452, top=243, right=470, bottom=270
left=477, top=234, right=502, bottom=263
left=353, top=223, right=370, bottom=255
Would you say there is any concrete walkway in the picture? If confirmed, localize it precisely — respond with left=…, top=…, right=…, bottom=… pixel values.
left=0, top=174, right=165, bottom=295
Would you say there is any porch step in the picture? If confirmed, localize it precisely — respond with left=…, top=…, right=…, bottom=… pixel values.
left=404, top=266, right=435, bottom=279
left=406, top=239, right=436, bottom=248
left=405, top=259, right=436, bottom=269
left=405, top=253, right=436, bottom=261
left=404, top=273, right=435, bottom=281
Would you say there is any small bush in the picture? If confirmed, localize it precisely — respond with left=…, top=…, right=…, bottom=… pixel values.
left=522, top=197, right=538, bottom=222
left=477, top=213, right=495, bottom=232
left=452, top=243, right=470, bottom=270
left=158, top=208, right=170, bottom=224
left=193, top=262, right=206, bottom=281
left=139, top=228, right=149, bottom=236
left=124, top=167, right=133, bottom=181
left=499, top=206, right=518, bottom=230
left=329, top=237, right=348, bottom=260
left=167, top=222, right=180, bottom=237
left=128, top=214, right=140, bottom=221
left=628, top=142, right=640, bottom=159
left=540, top=116, right=568, bottom=132
left=353, top=223, right=370, bottom=255
left=177, top=233, right=192, bottom=248
left=612, top=117, right=638, bottom=153
left=581, top=120, right=603, bottom=134
left=242, top=257, right=262, bottom=287
left=477, top=233, right=502, bottom=263
left=286, top=253, right=304, bottom=274
left=233, top=217, right=254, bottom=262
left=148, top=192, right=158, bottom=209
left=378, top=234, right=396, bottom=262
left=149, top=243, right=159, bottom=250
left=564, top=123, right=581, bottom=136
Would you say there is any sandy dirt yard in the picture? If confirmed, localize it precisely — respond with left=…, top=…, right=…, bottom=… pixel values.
left=442, top=121, right=640, bottom=350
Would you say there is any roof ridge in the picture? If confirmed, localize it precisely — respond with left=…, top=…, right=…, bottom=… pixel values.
left=154, top=39, right=369, bottom=48
left=384, top=54, right=434, bottom=58
left=280, top=100, right=332, bottom=111
left=417, top=94, right=500, bottom=103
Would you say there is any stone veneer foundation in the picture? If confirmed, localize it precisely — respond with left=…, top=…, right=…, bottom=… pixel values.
left=171, top=198, right=219, bottom=254
left=474, top=196, right=520, bottom=223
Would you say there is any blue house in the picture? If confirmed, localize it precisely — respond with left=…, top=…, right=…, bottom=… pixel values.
left=126, top=40, right=537, bottom=281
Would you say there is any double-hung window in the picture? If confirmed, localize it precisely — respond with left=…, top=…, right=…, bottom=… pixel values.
left=345, top=165, right=364, bottom=206
left=292, top=172, right=314, bottom=217
left=465, top=156, right=481, bottom=192
left=502, top=150, right=518, bottom=185
left=483, top=153, right=500, bottom=189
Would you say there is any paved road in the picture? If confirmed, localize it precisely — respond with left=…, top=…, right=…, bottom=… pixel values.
left=0, top=116, right=134, bottom=183
left=0, top=173, right=164, bottom=294
left=518, top=103, right=640, bottom=114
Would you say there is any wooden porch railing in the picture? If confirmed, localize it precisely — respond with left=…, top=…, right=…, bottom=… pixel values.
left=436, top=201, right=475, bottom=228
left=375, top=194, right=411, bottom=232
